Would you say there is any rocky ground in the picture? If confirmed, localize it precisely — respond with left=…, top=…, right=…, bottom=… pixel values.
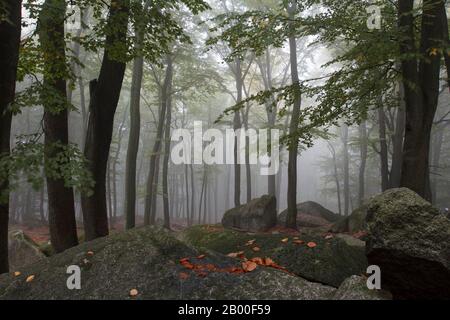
left=1, top=188, right=449, bottom=300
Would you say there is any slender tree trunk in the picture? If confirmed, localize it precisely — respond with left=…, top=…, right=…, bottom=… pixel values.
left=190, top=163, right=195, bottom=224
left=341, top=125, right=350, bottom=216
left=0, top=0, right=21, bottom=274
left=286, top=3, right=301, bottom=229
left=124, top=0, right=149, bottom=230
left=234, top=58, right=243, bottom=207
left=378, top=106, right=390, bottom=191
left=185, top=164, right=190, bottom=225
left=144, top=56, right=173, bottom=225
left=162, top=66, right=173, bottom=229
left=328, top=143, right=342, bottom=215
left=358, top=121, right=367, bottom=205
left=39, top=0, right=78, bottom=253
left=81, top=0, right=129, bottom=240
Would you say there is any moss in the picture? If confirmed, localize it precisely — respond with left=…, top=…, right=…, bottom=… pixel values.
left=181, top=225, right=367, bottom=287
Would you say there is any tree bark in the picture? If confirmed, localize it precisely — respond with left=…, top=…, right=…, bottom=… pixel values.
left=162, top=63, right=173, bottom=229
left=341, top=124, right=350, bottom=216
left=0, top=0, right=21, bottom=274
left=234, top=58, right=243, bottom=207
left=286, top=3, right=301, bottom=229
left=378, top=106, right=390, bottom=191
left=39, top=0, right=78, bottom=253
left=399, top=0, right=445, bottom=201
left=81, top=0, right=129, bottom=240
left=144, top=55, right=173, bottom=225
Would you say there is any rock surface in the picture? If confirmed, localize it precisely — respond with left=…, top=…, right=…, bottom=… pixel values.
left=181, top=225, right=367, bottom=288
left=0, top=226, right=337, bottom=300
left=222, top=195, right=277, bottom=232
left=8, top=230, right=46, bottom=271
left=331, top=203, right=368, bottom=234
left=332, top=275, right=391, bottom=300
left=365, top=188, right=450, bottom=300
left=278, top=201, right=340, bottom=228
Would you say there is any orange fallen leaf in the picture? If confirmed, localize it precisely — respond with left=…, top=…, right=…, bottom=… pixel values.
left=197, top=254, right=206, bottom=259
left=87, top=251, right=94, bottom=256
left=242, top=261, right=257, bottom=272
left=179, top=258, right=190, bottom=263
left=281, top=238, right=289, bottom=243
left=252, top=246, right=261, bottom=252
left=264, top=257, right=275, bottom=266
left=26, top=275, right=35, bottom=283
left=227, top=251, right=245, bottom=258
left=13, top=271, right=21, bottom=277
left=179, top=272, right=190, bottom=280
left=293, top=240, right=304, bottom=245
left=129, top=289, right=139, bottom=297
left=250, top=257, right=264, bottom=265
left=307, top=242, right=317, bottom=248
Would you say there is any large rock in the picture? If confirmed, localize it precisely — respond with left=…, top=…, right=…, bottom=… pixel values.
left=278, top=201, right=340, bottom=228
left=222, top=195, right=276, bottom=232
left=181, top=225, right=367, bottom=288
left=365, top=188, right=450, bottom=300
left=8, top=230, right=46, bottom=271
left=331, top=203, right=368, bottom=233
left=332, top=275, right=391, bottom=300
left=0, top=226, right=336, bottom=300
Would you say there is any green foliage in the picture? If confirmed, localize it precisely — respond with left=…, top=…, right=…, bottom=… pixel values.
left=0, top=135, right=94, bottom=204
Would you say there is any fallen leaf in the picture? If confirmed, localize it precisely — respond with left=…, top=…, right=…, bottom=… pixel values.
left=179, top=272, right=190, bottom=280
left=281, top=238, right=289, bottom=243
left=179, top=258, right=190, bottom=263
left=250, top=257, right=264, bottom=265
left=87, top=251, right=94, bottom=256
left=129, top=289, right=139, bottom=297
left=293, top=240, right=304, bottom=245
left=242, top=261, right=257, bottom=272
left=197, top=254, right=206, bottom=259
left=227, top=251, right=245, bottom=258
left=324, top=234, right=333, bottom=240
left=13, top=271, right=21, bottom=277
left=26, top=275, right=35, bottom=283
left=252, top=246, right=261, bottom=252
left=264, top=257, right=275, bottom=266
left=307, top=242, right=317, bottom=248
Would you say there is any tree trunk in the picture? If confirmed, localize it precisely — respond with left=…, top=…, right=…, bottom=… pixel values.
left=162, top=62, right=173, bottom=229
left=124, top=0, right=149, bottom=230
left=389, top=100, right=405, bottom=188
left=81, top=0, right=129, bottom=240
left=341, top=124, right=350, bottom=216
left=399, top=0, right=445, bottom=201
left=378, top=106, right=390, bottom=191
left=234, top=58, right=243, bottom=207
left=286, top=3, right=301, bottom=229
left=0, top=0, right=21, bottom=274
left=358, top=121, right=367, bottom=205
left=39, top=0, right=78, bottom=253
left=328, top=143, right=342, bottom=215
left=144, top=56, right=173, bottom=225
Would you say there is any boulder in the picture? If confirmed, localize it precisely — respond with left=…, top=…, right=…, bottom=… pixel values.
left=181, top=225, right=368, bottom=288
left=278, top=201, right=340, bottom=228
left=0, top=226, right=336, bottom=300
left=365, top=188, right=450, bottom=300
left=222, top=195, right=276, bottom=232
left=7, top=230, right=46, bottom=272
left=330, top=203, right=368, bottom=234
left=332, top=275, right=391, bottom=300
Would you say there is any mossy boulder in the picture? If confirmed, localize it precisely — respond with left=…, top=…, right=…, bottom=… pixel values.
left=366, top=188, right=450, bottom=300
left=0, top=226, right=337, bottom=300
left=181, top=225, right=367, bottom=288
left=332, top=275, right=391, bottom=300
left=331, top=203, right=368, bottom=234
left=222, top=195, right=277, bottom=232
left=8, top=230, right=46, bottom=271
left=278, top=202, right=340, bottom=228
